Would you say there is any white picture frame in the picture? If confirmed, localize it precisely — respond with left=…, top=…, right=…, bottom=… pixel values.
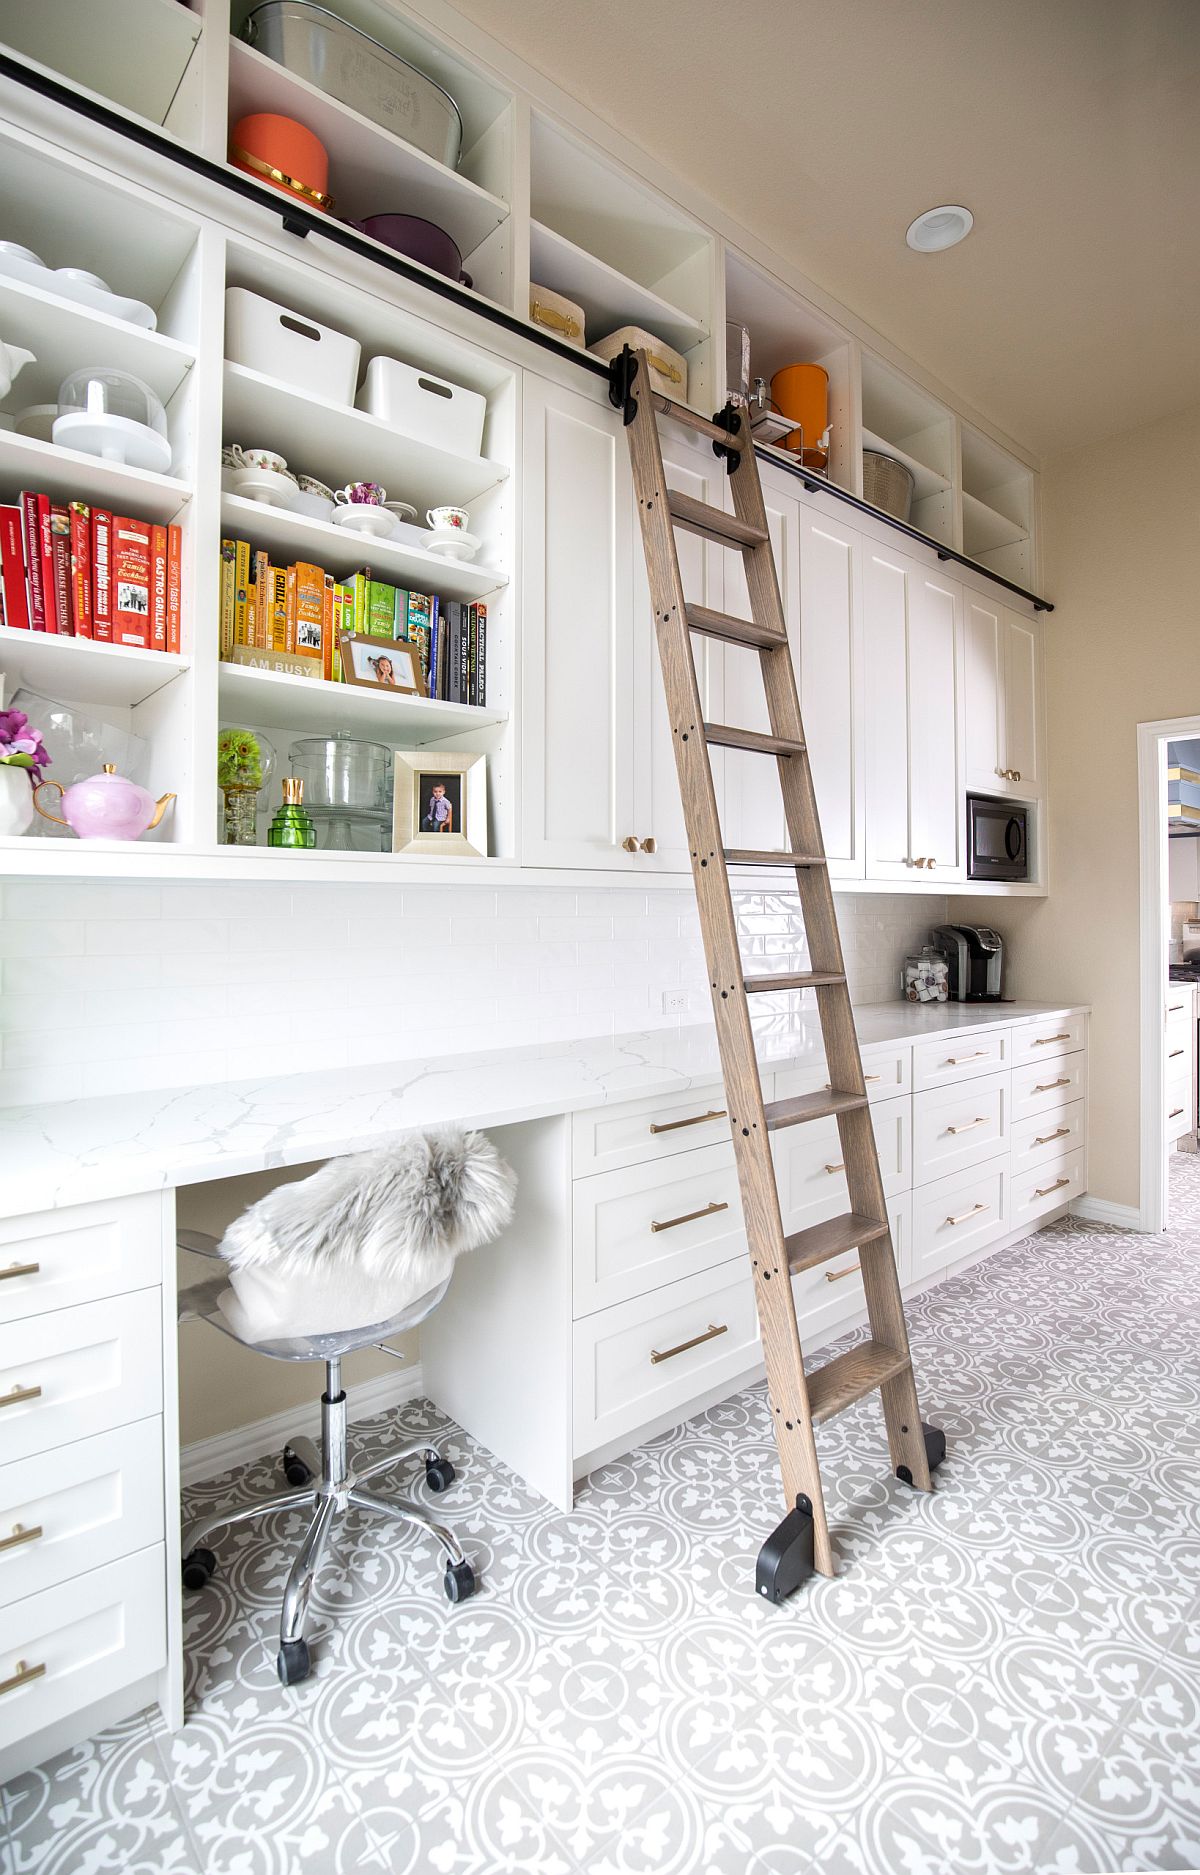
left=392, top=751, right=488, bottom=858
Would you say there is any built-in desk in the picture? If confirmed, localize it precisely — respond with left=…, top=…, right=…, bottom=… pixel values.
left=0, top=1001, right=1089, bottom=1782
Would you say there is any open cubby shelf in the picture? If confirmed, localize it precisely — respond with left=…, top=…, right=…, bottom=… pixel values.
left=219, top=496, right=507, bottom=604
left=218, top=659, right=507, bottom=743
left=0, top=624, right=188, bottom=708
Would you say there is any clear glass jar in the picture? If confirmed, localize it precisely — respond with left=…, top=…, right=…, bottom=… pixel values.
left=288, top=732, right=391, bottom=811
left=902, top=945, right=949, bottom=1004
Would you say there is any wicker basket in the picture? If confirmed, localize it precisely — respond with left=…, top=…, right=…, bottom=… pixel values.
left=863, top=449, right=915, bottom=522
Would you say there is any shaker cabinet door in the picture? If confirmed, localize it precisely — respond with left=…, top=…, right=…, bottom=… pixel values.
left=796, top=506, right=863, bottom=876
left=1004, top=608, right=1043, bottom=800
left=862, top=545, right=914, bottom=879
left=908, top=566, right=963, bottom=877
left=963, top=593, right=1008, bottom=794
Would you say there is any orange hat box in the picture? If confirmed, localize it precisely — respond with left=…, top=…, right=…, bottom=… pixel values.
left=230, top=113, right=332, bottom=213
left=770, top=363, right=830, bottom=469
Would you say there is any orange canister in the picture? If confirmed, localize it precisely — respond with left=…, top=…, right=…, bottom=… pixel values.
left=230, top=113, right=333, bottom=213
left=770, top=363, right=830, bottom=468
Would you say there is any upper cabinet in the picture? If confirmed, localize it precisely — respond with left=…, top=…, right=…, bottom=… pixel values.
left=963, top=594, right=1043, bottom=801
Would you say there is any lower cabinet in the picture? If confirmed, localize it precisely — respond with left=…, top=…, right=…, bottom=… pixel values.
left=912, top=1154, right=1009, bottom=1282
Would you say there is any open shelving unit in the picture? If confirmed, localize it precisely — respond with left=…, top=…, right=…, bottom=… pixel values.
left=219, top=495, right=506, bottom=604
left=218, top=658, right=507, bottom=742
left=0, top=0, right=203, bottom=133
left=0, top=625, right=189, bottom=708
left=859, top=351, right=955, bottom=547
left=960, top=421, right=1034, bottom=583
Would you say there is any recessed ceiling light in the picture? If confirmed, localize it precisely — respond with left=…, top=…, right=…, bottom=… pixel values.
left=906, top=205, right=974, bottom=253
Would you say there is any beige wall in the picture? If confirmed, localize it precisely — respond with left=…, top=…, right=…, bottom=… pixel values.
left=951, top=400, right=1200, bottom=1211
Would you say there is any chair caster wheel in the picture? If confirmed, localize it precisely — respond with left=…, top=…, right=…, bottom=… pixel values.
left=425, top=1456, right=456, bottom=1493
left=444, top=1559, right=476, bottom=1604
left=282, top=1446, right=313, bottom=1487
left=181, top=1547, right=216, bottom=1592
left=897, top=1422, right=946, bottom=1487
left=276, top=1638, right=311, bottom=1685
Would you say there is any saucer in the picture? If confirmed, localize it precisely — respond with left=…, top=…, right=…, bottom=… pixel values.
left=425, top=527, right=480, bottom=563
left=231, top=465, right=299, bottom=508
left=332, top=502, right=395, bottom=537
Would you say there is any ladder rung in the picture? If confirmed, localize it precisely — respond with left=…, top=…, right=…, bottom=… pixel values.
left=686, top=604, right=787, bottom=650
left=744, top=972, right=845, bottom=994
left=785, top=1212, right=891, bottom=1276
left=724, top=849, right=827, bottom=869
left=805, top=1340, right=911, bottom=1425
left=704, top=723, right=806, bottom=757
left=651, top=394, right=743, bottom=449
left=763, top=1088, right=868, bottom=1131
left=668, top=490, right=770, bottom=548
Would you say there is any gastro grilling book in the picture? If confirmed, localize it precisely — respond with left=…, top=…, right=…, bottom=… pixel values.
left=113, top=515, right=153, bottom=647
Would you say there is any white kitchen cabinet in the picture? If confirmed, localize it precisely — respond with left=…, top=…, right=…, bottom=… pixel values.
left=1004, top=609, right=1043, bottom=801
left=863, top=544, right=963, bottom=880
left=521, top=377, right=636, bottom=870
left=962, top=595, right=1043, bottom=802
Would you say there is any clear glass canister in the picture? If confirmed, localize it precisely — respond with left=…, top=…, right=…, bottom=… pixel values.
left=288, top=731, right=391, bottom=811
left=902, top=945, right=949, bottom=1004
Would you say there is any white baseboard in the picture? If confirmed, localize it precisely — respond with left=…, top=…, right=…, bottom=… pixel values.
left=1070, top=1196, right=1143, bottom=1231
left=180, top=1361, right=426, bottom=1488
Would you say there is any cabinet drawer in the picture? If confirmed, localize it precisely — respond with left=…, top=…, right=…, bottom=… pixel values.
left=1166, top=1080, right=1193, bottom=1140
left=774, top=1095, right=910, bottom=1235
left=1010, top=1149, right=1086, bottom=1229
left=572, top=1144, right=743, bottom=1316
left=0, top=1546, right=165, bottom=1758
left=1011, top=1099, right=1086, bottom=1173
left=793, top=1194, right=911, bottom=1351
left=912, top=1072, right=1009, bottom=1186
left=0, top=1291, right=161, bottom=1467
left=573, top=1258, right=759, bottom=1454
left=0, top=1193, right=162, bottom=1328
left=912, top=1028, right=1010, bottom=1091
left=1011, top=1051, right=1087, bottom=1120
left=0, top=1419, right=163, bottom=1607
left=1010, top=1014, right=1088, bottom=1067
left=572, top=1082, right=740, bottom=1176
left=773, top=1042, right=911, bottom=1108
left=912, top=1157, right=1008, bottom=1283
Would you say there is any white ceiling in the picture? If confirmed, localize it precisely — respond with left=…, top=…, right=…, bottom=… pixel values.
left=444, top=0, right=1200, bottom=457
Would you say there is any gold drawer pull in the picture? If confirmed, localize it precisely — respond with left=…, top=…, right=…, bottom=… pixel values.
left=1033, top=1127, right=1071, bottom=1146
left=1034, top=1177, right=1071, bottom=1198
left=646, top=351, right=682, bottom=384
left=650, top=1200, right=729, bottom=1234
left=944, top=1051, right=989, bottom=1065
left=946, top=1118, right=987, bottom=1135
left=648, top=1108, right=727, bottom=1135
left=0, top=1658, right=45, bottom=1698
left=0, top=1383, right=41, bottom=1409
left=0, top=1261, right=39, bottom=1282
left=1032, top=1078, right=1071, bottom=1092
left=824, top=1161, right=845, bottom=1175
left=864, top=1074, right=881, bottom=1083
left=650, top=1322, right=727, bottom=1364
left=825, top=1262, right=861, bottom=1284
left=0, top=1523, right=42, bottom=1554
left=1170, top=1049, right=1186, bottom=1059
left=530, top=299, right=582, bottom=339
left=1032, top=1033, right=1072, bottom=1046
left=1169, top=1107, right=1185, bottom=1119
left=945, top=1201, right=989, bottom=1227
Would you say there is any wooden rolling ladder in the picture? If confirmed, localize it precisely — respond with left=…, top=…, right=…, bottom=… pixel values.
left=610, top=348, right=944, bottom=1601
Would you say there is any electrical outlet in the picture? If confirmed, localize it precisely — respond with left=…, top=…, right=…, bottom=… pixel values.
left=662, top=990, right=690, bottom=1015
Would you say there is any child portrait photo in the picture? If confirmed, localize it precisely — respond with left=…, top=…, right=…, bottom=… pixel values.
left=420, top=773, right=461, bottom=833
left=340, top=633, right=424, bottom=695
left=393, top=751, right=487, bottom=858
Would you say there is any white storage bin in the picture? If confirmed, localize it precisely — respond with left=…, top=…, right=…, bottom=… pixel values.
left=357, top=357, right=486, bottom=458
left=225, top=288, right=362, bottom=406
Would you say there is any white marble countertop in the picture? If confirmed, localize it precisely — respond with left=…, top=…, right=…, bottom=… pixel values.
left=0, top=1000, right=1087, bottom=1219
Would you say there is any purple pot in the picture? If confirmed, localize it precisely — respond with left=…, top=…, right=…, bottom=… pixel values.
left=347, top=213, right=472, bottom=288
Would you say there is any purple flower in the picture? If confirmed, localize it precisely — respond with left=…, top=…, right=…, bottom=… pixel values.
left=0, top=708, right=50, bottom=783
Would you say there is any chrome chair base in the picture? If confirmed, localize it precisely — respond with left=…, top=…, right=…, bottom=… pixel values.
left=181, top=1357, right=474, bottom=1685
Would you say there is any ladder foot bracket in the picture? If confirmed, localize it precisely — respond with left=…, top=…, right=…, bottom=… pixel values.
left=755, top=1496, right=815, bottom=1604
left=897, top=1421, right=946, bottom=1488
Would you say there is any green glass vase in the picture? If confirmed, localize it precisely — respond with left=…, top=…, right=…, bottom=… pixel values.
left=267, top=778, right=316, bottom=849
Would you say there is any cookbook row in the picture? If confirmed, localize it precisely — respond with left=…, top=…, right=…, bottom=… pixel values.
left=0, top=495, right=181, bottom=651
left=218, top=540, right=487, bottom=707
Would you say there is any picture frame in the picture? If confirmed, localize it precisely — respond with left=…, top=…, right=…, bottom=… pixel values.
left=339, top=633, right=426, bottom=696
left=392, top=751, right=488, bottom=858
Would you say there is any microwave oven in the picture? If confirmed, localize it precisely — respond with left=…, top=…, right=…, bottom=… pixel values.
left=967, top=796, right=1029, bottom=881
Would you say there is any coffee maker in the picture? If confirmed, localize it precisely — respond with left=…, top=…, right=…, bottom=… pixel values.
left=931, top=924, right=1005, bottom=1002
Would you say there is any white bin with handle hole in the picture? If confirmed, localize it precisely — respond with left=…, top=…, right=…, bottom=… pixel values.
left=225, top=288, right=362, bottom=406
left=356, top=357, right=486, bottom=458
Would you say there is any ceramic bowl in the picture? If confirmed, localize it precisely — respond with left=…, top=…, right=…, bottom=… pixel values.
left=426, top=527, right=481, bottom=562
left=332, top=503, right=396, bottom=538
left=56, top=266, right=111, bottom=293
left=0, top=240, right=44, bottom=266
left=230, top=463, right=299, bottom=508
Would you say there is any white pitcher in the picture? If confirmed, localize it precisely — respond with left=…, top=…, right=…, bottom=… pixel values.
left=0, top=338, right=35, bottom=400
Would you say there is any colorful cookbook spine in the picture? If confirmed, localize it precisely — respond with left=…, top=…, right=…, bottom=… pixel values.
left=322, top=573, right=334, bottom=682
left=0, top=506, right=30, bottom=630
left=166, top=523, right=182, bottom=654
left=293, top=562, right=324, bottom=663
left=251, top=550, right=270, bottom=651
left=112, top=515, right=153, bottom=647
left=150, top=525, right=168, bottom=651
left=475, top=602, right=487, bottom=706
left=69, top=503, right=92, bottom=638
left=92, top=510, right=113, bottom=640
left=49, top=506, right=73, bottom=637
left=233, top=539, right=251, bottom=647
left=219, top=538, right=236, bottom=660
left=269, top=564, right=289, bottom=653
left=331, top=582, right=349, bottom=681
left=19, top=494, right=45, bottom=630
left=37, top=497, right=56, bottom=632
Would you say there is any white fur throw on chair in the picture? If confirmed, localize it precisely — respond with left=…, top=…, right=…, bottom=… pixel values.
left=215, top=1128, right=517, bottom=1343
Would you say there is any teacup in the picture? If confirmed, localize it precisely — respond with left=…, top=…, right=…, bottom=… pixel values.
left=292, top=474, right=336, bottom=522
left=383, top=499, right=418, bottom=523
left=298, top=475, right=334, bottom=499
left=427, top=504, right=469, bottom=531
left=230, top=444, right=288, bottom=475
left=335, top=481, right=386, bottom=507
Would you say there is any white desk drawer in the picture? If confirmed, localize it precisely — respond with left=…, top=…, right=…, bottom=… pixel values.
left=573, top=1258, right=759, bottom=1454
left=1166, top=1083, right=1193, bottom=1140
left=572, top=1144, right=743, bottom=1317
left=912, top=1028, right=1009, bottom=1091
left=774, top=1096, right=910, bottom=1235
left=572, top=1082, right=740, bottom=1177
left=0, top=1194, right=162, bottom=1328
left=0, top=1291, right=161, bottom=1467
left=0, top=1419, right=163, bottom=1607
left=773, top=1042, right=910, bottom=1107
left=912, top=1072, right=1009, bottom=1187
left=1010, top=1014, right=1088, bottom=1067
left=1011, top=1051, right=1087, bottom=1120
left=912, top=1157, right=1008, bottom=1283
left=0, top=1546, right=165, bottom=1758
left=1011, top=1099, right=1086, bottom=1173
left=1165, top=992, right=1193, bottom=1031
left=793, top=1193, right=911, bottom=1350
left=1011, top=1149, right=1086, bottom=1229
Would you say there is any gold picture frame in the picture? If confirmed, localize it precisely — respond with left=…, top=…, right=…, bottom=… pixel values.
left=339, top=633, right=426, bottom=696
left=392, top=751, right=488, bottom=858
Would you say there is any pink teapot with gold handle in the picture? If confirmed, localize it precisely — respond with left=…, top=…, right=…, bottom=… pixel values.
left=34, top=763, right=175, bottom=840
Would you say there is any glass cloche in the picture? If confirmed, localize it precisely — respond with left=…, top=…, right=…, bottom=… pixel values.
left=53, top=368, right=172, bottom=472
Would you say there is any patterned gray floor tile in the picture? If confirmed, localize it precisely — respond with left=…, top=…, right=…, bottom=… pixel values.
left=6, top=1720, right=196, bottom=1875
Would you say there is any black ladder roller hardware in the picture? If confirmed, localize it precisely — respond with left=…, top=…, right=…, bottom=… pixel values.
left=611, top=346, right=943, bottom=1598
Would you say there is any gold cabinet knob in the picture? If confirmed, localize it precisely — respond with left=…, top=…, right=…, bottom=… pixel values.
left=927, top=857, right=937, bottom=870
left=621, top=836, right=640, bottom=852
left=641, top=836, right=657, bottom=855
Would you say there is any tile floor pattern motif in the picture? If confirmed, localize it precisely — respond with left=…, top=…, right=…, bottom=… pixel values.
left=5, top=1159, right=1200, bottom=1875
